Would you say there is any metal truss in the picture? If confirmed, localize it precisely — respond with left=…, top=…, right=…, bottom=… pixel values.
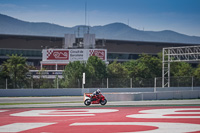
left=162, top=45, right=200, bottom=88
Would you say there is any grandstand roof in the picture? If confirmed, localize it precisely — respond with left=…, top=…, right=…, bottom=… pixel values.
left=0, top=34, right=196, bottom=54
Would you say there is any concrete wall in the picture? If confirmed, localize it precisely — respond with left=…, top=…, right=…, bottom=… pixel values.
left=0, top=88, right=155, bottom=97
left=104, top=90, right=200, bottom=101
left=0, top=87, right=200, bottom=101
left=0, top=88, right=82, bottom=97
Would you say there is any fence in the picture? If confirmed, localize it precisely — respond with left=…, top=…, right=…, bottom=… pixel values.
left=0, top=77, right=200, bottom=89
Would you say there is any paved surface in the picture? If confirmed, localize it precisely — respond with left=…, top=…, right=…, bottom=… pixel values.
left=0, top=96, right=83, bottom=103
left=0, top=97, right=200, bottom=132
left=0, top=106, right=200, bottom=133
left=0, top=96, right=199, bottom=108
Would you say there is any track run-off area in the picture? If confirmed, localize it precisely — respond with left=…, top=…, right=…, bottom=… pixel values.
left=0, top=105, right=200, bottom=133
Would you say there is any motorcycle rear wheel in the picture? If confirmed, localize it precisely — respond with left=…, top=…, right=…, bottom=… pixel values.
left=84, top=99, right=91, bottom=106
left=100, top=99, right=107, bottom=105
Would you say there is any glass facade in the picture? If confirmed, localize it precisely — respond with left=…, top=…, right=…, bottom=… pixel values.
left=107, top=53, right=139, bottom=60
left=0, top=49, right=42, bottom=68
left=0, top=49, right=42, bottom=57
left=57, top=65, right=66, bottom=70
left=42, top=65, right=56, bottom=70
left=0, top=48, right=155, bottom=70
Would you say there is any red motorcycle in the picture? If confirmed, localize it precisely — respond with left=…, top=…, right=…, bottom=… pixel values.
left=84, top=93, right=107, bottom=106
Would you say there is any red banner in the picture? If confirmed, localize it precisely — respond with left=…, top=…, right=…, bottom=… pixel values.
left=47, top=50, right=69, bottom=60
left=89, top=50, right=105, bottom=60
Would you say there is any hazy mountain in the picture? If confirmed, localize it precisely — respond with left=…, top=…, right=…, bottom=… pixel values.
left=1, top=13, right=200, bottom=44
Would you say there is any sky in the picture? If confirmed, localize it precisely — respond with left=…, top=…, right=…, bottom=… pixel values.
left=0, top=0, right=200, bottom=36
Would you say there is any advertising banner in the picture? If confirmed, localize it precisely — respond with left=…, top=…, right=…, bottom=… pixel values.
left=42, top=49, right=107, bottom=61
left=69, top=49, right=85, bottom=61
left=89, top=50, right=106, bottom=60
left=43, top=49, right=69, bottom=60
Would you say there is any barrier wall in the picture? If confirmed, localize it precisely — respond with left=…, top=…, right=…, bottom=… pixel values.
left=0, top=88, right=156, bottom=97
left=104, top=91, right=200, bottom=101
left=0, top=88, right=82, bottom=97
left=0, top=87, right=200, bottom=101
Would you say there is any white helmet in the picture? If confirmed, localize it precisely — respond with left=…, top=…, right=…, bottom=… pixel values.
left=97, top=89, right=101, bottom=93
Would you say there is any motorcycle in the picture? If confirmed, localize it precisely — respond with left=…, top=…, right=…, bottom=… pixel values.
left=84, top=93, right=107, bottom=106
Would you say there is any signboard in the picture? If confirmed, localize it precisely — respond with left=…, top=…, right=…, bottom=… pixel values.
left=69, top=49, right=85, bottom=61
left=42, top=49, right=107, bottom=61
left=89, top=50, right=105, bottom=60
left=45, top=50, right=69, bottom=60
left=28, top=70, right=63, bottom=79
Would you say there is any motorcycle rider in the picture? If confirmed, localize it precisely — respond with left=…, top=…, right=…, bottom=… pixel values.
left=90, top=89, right=101, bottom=101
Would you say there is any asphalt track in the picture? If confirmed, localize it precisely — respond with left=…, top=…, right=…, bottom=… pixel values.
left=0, top=96, right=200, bottom=108
left=0, top=96, right=83, bottom=103
left=0, top=97, right=200, bottom=133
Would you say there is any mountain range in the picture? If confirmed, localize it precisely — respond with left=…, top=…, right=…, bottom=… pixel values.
left=0, top=13, right=200, bottom=44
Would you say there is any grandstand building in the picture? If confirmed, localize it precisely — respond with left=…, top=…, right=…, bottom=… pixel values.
left=0, top=34, right=197, bottom=78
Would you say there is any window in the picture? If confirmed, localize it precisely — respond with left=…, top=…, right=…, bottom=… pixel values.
left=42, top=65, right=56, bottom=70
left=57, top=65, right=66, bottom=70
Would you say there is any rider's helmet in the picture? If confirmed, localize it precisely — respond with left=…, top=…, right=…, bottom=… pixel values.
left=97, top=89, right=101, bottom=93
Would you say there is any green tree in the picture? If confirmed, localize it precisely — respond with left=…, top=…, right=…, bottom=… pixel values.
left=193, top=64, right=200, bottom=87
left=107, top=60, right=128, bottom=78
left=138, top=54, right=162, bottom=78
left=171, top=62, right=193, bottom=77
left=2, top=54, right=29, bottom=88
left=124, top=54, right=162, bottom=79
left=30, top=68, right=53, bottom=89
left=85, top=56, right=107, bottom=87
left=40, top=79, right=54, bottom=88
left=61, top=56, right=107, bottom=88
left=194, top=64, right=200, bottom=79
left=86, top=56, right=107, bottom=79
left=0, top=65, right=7, bottom=89
left=123, top=54, right=162, bottom=87
left=159, top=51, right=194, bottom=77
left=169, top=62, right=194, bottom=87
left=123, top=60, right=138, bottom=78
left=107, top=60, right=129, bottom=87
left=62, top=61, right=85, bottom=88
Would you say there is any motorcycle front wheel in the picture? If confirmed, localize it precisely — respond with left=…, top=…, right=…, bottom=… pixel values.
left=100, top=99, right=107, bottom=105
left=84, top=99, right=91, bottom=106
